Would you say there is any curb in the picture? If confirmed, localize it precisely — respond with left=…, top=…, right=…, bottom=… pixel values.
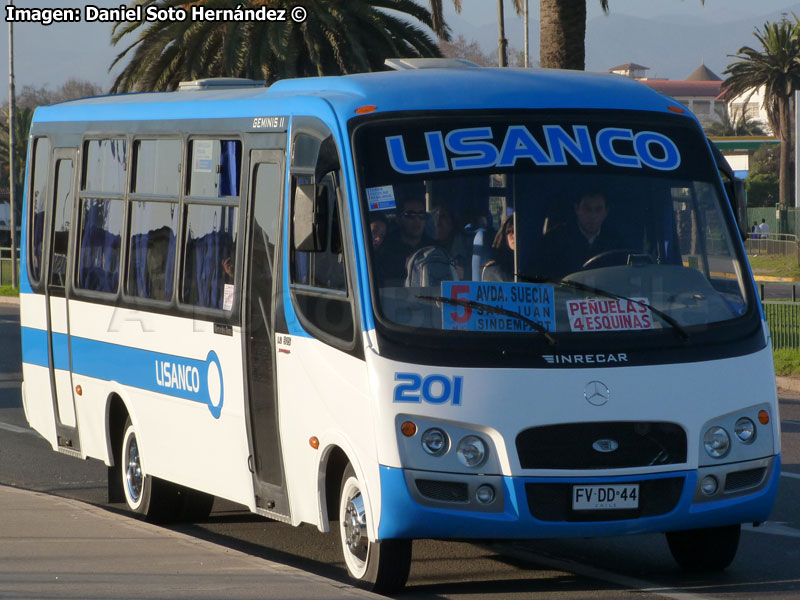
left=776, top=376, right=800, bottom=395
left=0, top=296, right=19, bottom=306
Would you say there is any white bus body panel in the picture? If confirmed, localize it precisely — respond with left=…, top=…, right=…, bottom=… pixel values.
left=19, top=293, right=58, bottom=448
left=275, top=335, right=375, bottom=532
left=368, top=343, right=780, bottom=477
left=64, top=300, right=256, bottom=508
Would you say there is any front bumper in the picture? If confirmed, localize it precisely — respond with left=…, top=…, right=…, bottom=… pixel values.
left=377, top=454, right=780, bottom=540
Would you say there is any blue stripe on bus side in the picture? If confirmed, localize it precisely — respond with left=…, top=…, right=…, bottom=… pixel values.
left=21, top=326, right=49, bottom=368
left=21, top=327, right=224, bottom=418
left=52, top=332, right=70, bottom=371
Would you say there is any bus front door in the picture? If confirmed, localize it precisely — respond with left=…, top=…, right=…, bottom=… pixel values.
left=44, top=149, right=80, bottom=454
left=243, top=148, right=289, bottom=518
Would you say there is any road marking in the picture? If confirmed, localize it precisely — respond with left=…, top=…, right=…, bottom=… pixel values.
left=781, top=472, right=800, bottom=480
left=498, top=543, right=715, bottom=600
left=783, top=420, right=800, bottom=426
left=744, top=522, right=800, bottom=539
left=0, top=421, right=37, bottom=436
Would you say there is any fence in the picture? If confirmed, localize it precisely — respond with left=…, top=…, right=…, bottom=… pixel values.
left=744, top=233, right=800, bottom=259
left=747, top=207, right=800, bottom=238
left=0, top=246, right=19, bottom=287
left=763, top=301, right=800, bottom=350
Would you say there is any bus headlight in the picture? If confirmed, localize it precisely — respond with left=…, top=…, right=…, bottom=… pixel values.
left=457, top=435, right=487, bottom=467
left=734, top=418, right=756, bottom=443
left=421, top=428, right=449, bottom=456
left=703, top=426, right=730, bottom=458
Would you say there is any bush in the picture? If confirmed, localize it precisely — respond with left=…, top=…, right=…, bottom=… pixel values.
left=773, top=348, right=800, bottom=376
left=746, top=173, right=779, bottom=207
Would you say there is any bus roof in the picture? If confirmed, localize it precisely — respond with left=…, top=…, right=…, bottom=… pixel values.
left=33, top=68, right=688, bottom=125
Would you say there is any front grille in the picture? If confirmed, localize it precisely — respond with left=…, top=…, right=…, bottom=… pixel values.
left=516, top=421, right=687, bottom=469
left=415, top=479, right=469, bottom=503
left=725, top=467, right=766, bottom=492
left=526, top=477, right=684, bottom=522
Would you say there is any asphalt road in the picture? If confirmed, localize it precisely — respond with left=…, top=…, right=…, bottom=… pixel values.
left=2, top=302, right=800, bottom=599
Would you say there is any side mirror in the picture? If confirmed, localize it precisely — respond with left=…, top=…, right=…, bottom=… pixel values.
left=708, top=139, right=748, bottom=241
left=293, top=182, right=328, bottom=252
left=731, top=178, right=748, bottom=241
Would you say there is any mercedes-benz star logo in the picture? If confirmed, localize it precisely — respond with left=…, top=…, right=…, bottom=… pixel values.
left=584, top=381, right=610, bottom=406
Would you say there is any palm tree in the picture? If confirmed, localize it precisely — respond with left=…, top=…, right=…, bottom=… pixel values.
left=539, top=1, right=702, bottom=71
left=426, top=0, right=461, bottom=41
left=110, top=0, right=442, bottom=92
left=540, top=0, right=607, bottom=70
left=0, top=107, right=33, bottom=198
left=705, top=107, right=766, bottom=137
left=722, top=18, right=800, bottom=209
left=497, top=0, right=524, bottom=67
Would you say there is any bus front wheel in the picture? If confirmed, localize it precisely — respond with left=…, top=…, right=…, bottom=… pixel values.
left=338, top=465, right=411, bottom=594
left=665, top=524, right=741, bottom=571
left=120, top=417, right=180, bottom=523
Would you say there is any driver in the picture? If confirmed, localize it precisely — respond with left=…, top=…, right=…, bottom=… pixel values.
left=540, top=191, right=624, bottom=279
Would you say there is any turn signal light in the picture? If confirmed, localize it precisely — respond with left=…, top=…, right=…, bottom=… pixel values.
left=400, top=421, right=417, bottom=437
left=75, top=385, right=82, bottom=396
left=309, top=436, right=320, bottom=450
left=355, top=105, right=377, bottom=114
left=758, top=410, right=770, bottom=425
left=667, top=105, right=685, bottom=114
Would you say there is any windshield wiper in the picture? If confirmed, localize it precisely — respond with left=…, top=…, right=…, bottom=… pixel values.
left=516, top=274, right=689, bottom=342
left=416, top=294, right=557, bottom=346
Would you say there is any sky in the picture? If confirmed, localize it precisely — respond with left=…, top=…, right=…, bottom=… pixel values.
left=2, top=0, right=800, bottom=100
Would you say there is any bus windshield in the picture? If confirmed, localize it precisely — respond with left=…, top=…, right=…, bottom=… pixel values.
left=354, top=112, right=750, bottom=338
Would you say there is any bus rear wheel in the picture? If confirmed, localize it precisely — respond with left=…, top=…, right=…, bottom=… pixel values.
left=338, top=465, right=411, bottom=594
left=666, top=524, right=741, bottom=571
left=121, top=417, right=180, bottom=523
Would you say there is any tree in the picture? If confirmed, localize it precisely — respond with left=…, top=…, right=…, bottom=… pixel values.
left=439, top=35, right=526, bottom=68
left=0, top=107, right=33, bottom=199
left=539, top=1, right=702, bottom=71
left=426, top=0, right=461, bottom=41
left=439, top=35, right=494, bottom=66
left=722, top=18, right=800, bottom=209
left=110, top=0, right=443, bottom=92
left=496, top=0, right=523, bottom=67
left=0, top=79, right=100, bottom=200
left=540, top=0, right=607, bottom=70
left=705, top=107, right=767, bottom=137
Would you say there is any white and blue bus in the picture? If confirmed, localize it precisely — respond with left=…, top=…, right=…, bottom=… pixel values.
left=20, top=61, right=779, bottom=593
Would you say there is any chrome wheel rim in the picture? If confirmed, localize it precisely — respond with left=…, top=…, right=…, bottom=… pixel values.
left=340, top=476, right=369, bottom=577
left=124, top=431, right=143, bottom=505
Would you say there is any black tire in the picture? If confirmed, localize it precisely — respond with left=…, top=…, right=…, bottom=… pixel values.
left=666, top=524, right=741, bottom=572
left=338, top=465, right=412, bottom=594
left=120, top=417, right=181, bottom=523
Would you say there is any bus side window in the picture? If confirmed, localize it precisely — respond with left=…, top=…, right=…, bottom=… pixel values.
left=127, top=139, right=181, bottom=302
left=180, top=139, right=242, bottom=311
left=289, top=130, right=354, bottom=346
left=76, top=138, right=126, bottom=294
left=49, top=159, right=74, bottom=288
left=28, top=137, right=50, bottom=285
left=292, top=172, right=346, bottom=290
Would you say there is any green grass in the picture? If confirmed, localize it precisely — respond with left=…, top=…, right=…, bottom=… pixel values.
left=747, top=253, right=800, bottom=280
left=774, top=348, right=800, bottom=376
left=0, top=286, right=19, bottom=297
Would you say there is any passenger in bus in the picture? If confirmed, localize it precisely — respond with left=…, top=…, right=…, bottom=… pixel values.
left=540, top=191, right=624, bottom=279
left=370, top=213, right=388, bottom=252
left=377, top=195, right=435, bottom=285
left=433, top=205, right=470, bottom=279
left=481, top=215, right=515, bottom=282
